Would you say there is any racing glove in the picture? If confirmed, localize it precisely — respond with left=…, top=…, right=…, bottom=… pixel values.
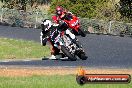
left=42, top=37, right=48, bottom=46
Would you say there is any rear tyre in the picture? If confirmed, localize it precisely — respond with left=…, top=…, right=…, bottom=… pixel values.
left=78, top=53, right=87, bottom=60
left=61, top=45, right=77, bottom=61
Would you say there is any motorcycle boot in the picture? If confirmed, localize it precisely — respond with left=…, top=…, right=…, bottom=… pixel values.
left=49, top=54, right=62, bottom=60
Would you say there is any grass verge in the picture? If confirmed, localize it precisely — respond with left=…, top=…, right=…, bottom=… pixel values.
left=0, top=37, right=50, bottom=59
left=0, top=75, right=131, bottom=88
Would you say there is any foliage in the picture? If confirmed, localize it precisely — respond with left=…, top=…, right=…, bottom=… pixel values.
left=95, top=0, right=121, bottom=21
left=49, top=0, right=100, bottom=18
left=0, top=0, right=132, bottom=22
left=0, top=0, right=50, bottom=11
left=119, top=0, right=132, bottom=22
left=49, top=0, right=131, bottom=22
left=49, top=0, right=120, bottom=20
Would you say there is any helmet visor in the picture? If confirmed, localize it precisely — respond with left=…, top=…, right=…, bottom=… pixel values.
left=56, top=10, right=62, bottom=15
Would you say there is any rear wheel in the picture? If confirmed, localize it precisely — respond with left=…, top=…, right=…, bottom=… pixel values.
left=61, top=45, right=77, bottom=61
left=78, top=52, right=87, bottom=60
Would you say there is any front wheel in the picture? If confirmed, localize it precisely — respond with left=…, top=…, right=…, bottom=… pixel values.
left=61, top=45, right=77, bottom=61
left=78, top=29, right=86, bottom=37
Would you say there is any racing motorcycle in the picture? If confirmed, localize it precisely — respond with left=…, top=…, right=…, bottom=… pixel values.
left=52, top=13, right=86, bottom=37
left=50, top=28, right=87, bottom=61
left=63, top=13, right=86, bottom=37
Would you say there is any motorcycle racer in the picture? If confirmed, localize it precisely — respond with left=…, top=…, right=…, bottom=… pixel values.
left=40, top=19, right=76, bottom=59
left=40, top=19, right=61, bottom=59
left=52, top=6, right=86, bottom=37
left=52, top=6, right=72, bottom=24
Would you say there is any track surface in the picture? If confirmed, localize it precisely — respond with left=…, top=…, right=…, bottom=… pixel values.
left=0, top=25, right=132, bottom=68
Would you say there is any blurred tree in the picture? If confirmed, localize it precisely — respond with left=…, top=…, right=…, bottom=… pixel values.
left=20, top=0, right=26, bottom=11
left=49, top=0, right=99, bottom=18
left=119, top=0, right=132, bottom=21
left=49, top=0, right=130, bottom=22
left=49, top=0, right=121, bottom=19
left=0, top=0, right=51, bottom=11
left=95, top=0, right=121, bottom=21
left=28, top=0, right=50, bottom=7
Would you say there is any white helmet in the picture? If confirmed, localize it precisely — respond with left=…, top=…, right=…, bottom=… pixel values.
left=41, top=19, right=52, bottom=31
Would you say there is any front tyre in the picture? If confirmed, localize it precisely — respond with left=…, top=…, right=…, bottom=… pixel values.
left=61, top=45, right=77, bottom=61
left=78, top=29, right=86, bottom=37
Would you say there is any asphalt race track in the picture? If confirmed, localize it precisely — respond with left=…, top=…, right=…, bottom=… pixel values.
left=0, top=25, right=132, bottom=68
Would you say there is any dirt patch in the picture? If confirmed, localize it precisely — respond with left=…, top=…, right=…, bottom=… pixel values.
left=0, top=67, right=132, bottom=77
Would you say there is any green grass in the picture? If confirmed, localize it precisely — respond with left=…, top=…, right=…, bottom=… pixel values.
left=0, top=75, right=131, bottom=88
left=0, top=37, right=50, bottom=59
